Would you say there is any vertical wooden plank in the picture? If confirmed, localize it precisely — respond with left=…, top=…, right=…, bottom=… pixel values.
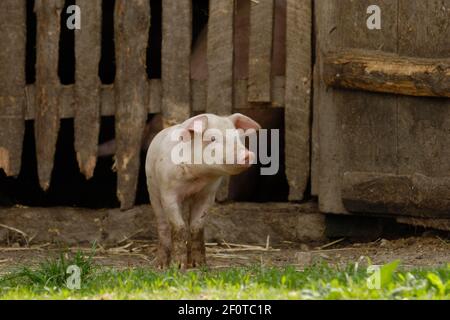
left=248, top=0, right=274, bottom=102
left=284, top=0, right=311, bottom=201
left=234, top=79, right=248, bottom=109
left=34, top=0, right=64, bottom=190
left=234, top=0, right=250, bottom=80
left=0, top=1, right=26, bottom=177
left=207, top=0, right=234, bottom=115
left=311, top=30, right=320, bottom=196
left=149, top=79, right=162, bottom=114
left=397, top=1, right=450, bottom=177
left=207, top=0, right=235, bottom=201
left=316, top=0, right=342, bottom=212
left=74, top=0, right=101, bottom=179
left=192, top=80, right=206, bottom=113
left=114, top=0, right=150, bottom=210
left=337, top=0, right=399, bottom=175
left=161, top=0, right=191, bottom=127
left=317, top=0, right=399, bottom=213
left=315, top=1, right=343, bottom=212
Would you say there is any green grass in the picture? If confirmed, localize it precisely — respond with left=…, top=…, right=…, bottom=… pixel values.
left=0, top=252, right=449, bottom=300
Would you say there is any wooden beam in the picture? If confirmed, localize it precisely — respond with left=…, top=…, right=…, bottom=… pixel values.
left=22, top=76, right=285, bottom=120
left=25, top=82, right=161, bottom=120
left=342, top=172, right=450, bottom=218
left=0, top=202, right=325, bottom=245
left=324, top=49, right=450, bottom=98
left=74, top=0, right=102, bottom=179
left=34, top=0, right=64, bottom=191
left=0, top=0, right=26, bottom=177
left=114, top=0, right=150, bottom=210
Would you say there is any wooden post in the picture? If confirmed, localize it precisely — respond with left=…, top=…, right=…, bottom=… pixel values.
left=0, top=1, right=26, bottom=177
left=207, top=0, right=235, bottom=201
left=74, top=0, right=102, bottom=179
left=34, top=0, right=64, bottom=190
left=248, top=0, right=274, bottom=103
left=114, top=0, right=150, bottom=210
left=315, top=0, right=344, bottom=213
left=284, top=0, right=312, bottom=201
left=161, top=0, right=191, bottom=127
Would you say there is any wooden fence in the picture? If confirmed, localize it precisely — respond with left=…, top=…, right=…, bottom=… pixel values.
left=0, top=0, right=312, bottom=210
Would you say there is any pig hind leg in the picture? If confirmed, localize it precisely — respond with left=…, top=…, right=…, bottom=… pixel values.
left=151, top=196, right=172, bottom=268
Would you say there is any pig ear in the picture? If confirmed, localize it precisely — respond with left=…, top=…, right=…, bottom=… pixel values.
left=182, top=115, right=208, bottom=134
left=228, top=113, right=261, bottom=131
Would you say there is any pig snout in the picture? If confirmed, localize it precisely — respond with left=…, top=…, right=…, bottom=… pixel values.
left=238, top=149, right=255, bottom=166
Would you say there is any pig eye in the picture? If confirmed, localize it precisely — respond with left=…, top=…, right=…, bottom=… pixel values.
left=210, top=136, right=216, bottom=142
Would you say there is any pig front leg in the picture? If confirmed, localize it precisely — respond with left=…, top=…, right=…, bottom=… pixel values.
left=189, top=183, right=220, bottom=267
left=161, top=194, right=189, bottom=269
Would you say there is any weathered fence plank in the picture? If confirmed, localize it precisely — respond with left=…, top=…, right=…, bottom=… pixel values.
left=311, top=7, right=320, bottom=197
left=234, top=80, right=248, bottom=110
left=315, top=0, right=343, bottom=212
left=162, top=0, right=191, bottom=127
left=324, top=49, right=450, bottom=98
left=207, top=0, right=235, bottom=201
left=0, top=1, right=26, bottom=177
left=149, top=79, right=162, bottom=114
left=34, top=0, right=64, bottom=190
left=207, top=0, right=234, bottom=115
left=248, top=0, right=274, bottom=103
left=192, top=80, right=206, bottom=113
left=397, top=1, right=450, bottom=180
left=284, top=0, right=311, bottom=201
left=74, top=0, right=102, bottom=179
left=114, top=0, right=150, bottom=210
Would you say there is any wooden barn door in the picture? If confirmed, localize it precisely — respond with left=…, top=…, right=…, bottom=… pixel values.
left=314, top=0, right=450, bottom=219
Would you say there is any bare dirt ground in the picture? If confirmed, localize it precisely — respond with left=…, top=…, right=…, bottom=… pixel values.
left=0, top=235, right=448, bottom=274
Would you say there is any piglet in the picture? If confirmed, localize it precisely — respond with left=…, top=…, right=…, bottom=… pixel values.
left=146, top=113, right=261, bottom=268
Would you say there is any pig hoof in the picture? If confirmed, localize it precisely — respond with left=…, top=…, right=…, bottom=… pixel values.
left=171, top=253, right=188, bottom=270
left=157, top=248, right=171, bottom=269
left=157, top=258, right=170, bottom=270
left=190, top=251, right=206, bottom=267
left=171, top=260, right=187, bottom=270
